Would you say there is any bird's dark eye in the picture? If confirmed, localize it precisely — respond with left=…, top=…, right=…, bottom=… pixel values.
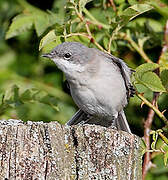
left=64, top=53, right=71, bottom=59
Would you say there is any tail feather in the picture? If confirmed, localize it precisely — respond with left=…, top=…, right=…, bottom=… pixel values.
left=66, top=109, right=88, bottom=125
left=66, top=109, right=113, bottom=127
left=116, top=110, right=131, bottom=133
left=66, top=109, right=131, bottom=133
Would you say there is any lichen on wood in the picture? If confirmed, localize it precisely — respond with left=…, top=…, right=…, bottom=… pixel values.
left=0, top=119, right=142, bottom=180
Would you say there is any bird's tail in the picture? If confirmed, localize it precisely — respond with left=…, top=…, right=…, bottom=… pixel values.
left=66, top=109, right=131, bottom=133
left=115, top=110, right=131, bottom=133
left=66, top=109, right=88, bottom=125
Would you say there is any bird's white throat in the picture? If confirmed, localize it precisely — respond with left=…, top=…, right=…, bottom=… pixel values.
left=52, top=57, right=85, bottom=74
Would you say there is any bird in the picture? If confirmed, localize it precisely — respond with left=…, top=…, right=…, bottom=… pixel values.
left=42, top=42, right=135, bottom=133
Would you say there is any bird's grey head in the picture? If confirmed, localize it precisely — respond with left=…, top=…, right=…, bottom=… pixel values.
left=42, top=42, right=92, bottom=74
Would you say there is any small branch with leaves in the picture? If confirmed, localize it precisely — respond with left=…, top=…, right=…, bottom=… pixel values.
left=142, top=20, right=168, bottom=180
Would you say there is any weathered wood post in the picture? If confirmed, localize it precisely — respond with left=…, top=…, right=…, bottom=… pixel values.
left=0, top=119, right=142, bottom=180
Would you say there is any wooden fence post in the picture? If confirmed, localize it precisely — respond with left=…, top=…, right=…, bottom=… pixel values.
left=0, top=119, right=142, bottom=180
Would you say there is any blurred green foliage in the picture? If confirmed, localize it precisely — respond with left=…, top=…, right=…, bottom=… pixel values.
left=1, top=0, right=168, bottom=179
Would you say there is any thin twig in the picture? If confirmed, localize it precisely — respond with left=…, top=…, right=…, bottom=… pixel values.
left=109, top=0, right=116, bottom=12
left=83, top=8, right=112, bottom=52
left=158, top=131, right=168, bottom=145
left=83, top=8, right=111, bottom=29
left=74, top=5, right=106, bottom=52
left=108, top=36, right=113, bottom=53
left=142, top=92, right=159, bottom=180
left=64, top=32, right=89, bottom=39
left=64, top=32, right=106, bottom=52
left=142, top=20, right=168, bottom=179
left=85, top=21, right=105, bottom=51
left=108, top=26, right=121, bottom=53
left=137, top=93, right=168, bottom=126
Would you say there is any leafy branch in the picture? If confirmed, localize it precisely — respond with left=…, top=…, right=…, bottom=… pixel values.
left=71, top=2, right=106, bottom=51
left=141, top=20, right=168, bottom=179
left=137, top=93, right=168, bottom=126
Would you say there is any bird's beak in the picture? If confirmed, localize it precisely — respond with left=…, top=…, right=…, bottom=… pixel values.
left=41, top=53, right=53, bottom=58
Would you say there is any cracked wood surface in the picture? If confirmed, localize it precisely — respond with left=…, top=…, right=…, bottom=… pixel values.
left=0, top=119, right=142, bottom=180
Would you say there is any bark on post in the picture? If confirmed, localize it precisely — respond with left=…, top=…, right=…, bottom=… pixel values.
left=0, top=119, right=142, bottom=180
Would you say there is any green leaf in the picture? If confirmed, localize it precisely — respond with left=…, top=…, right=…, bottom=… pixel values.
left=140, top=139, right=147, bottom=155
left=39, top=30, right=61, bottom=51
left=51, top=0, right=66, bottom=24
left=40, top=95, right=58, bottom=107
left=135, top=63, right=159, bottom=78
left=131, top=17, right=163, bottom=32
left=33, top=11, right=60, bottom=37
left=133, top=63, right=166, bottom=92
left=103, top=36, right=109, bottom=50
left=128, top=0, right=138, bottom=5
left=161, top=70, right=168, bottom=91
left=162, top=143, right=168, bottom=152
left=79, top=0, right=93, bottom=10
left=120, top=4, right=153, bottom=27
left=6, top=0, right=59, bottom=38
left=164, top=151, right=168, bottom=166
left=114, top=0, right=125, bottom=5
left=55, top=25, right=64, bottom=36
left=16, top=104, right=29, bottom=121
left=17, top=0, right=44, bottom=14
left=141, top=72, right=166, bottom=92
left=150, top=130, right=158, bottom=150
left=129, top=4, right=153, bottom=17
left=12, top=85, right=23, bottom=107
left=159, top=51, right=168, bottom=70
left=5, top=14, right=34, bottom=39
left=34, top=14, right=50, bottom=37
left=20, top=89, right=32, bottom=101
left=148, top=0, right=168, bottom=18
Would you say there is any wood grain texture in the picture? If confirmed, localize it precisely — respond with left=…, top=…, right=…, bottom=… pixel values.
left=0, top=119, right=142, bottom=180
